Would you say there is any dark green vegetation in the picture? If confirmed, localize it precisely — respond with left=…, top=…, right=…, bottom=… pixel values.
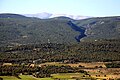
left=0, top=39, right=120, bottom=63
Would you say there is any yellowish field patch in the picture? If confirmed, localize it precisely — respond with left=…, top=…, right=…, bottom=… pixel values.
left=67, top=62, right=106, bottom=68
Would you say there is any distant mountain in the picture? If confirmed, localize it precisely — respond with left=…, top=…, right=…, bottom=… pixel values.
left=0, top=13, right=120, bottom=46
left=23, top=12, right=90, bottom=20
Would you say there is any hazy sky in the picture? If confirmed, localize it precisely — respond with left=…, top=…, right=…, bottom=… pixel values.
left=0, top=0, right=120, bottom=17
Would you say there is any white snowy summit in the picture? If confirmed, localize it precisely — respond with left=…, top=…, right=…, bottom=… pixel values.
left=23, top=12, right=90, bottom=20
left=24, top=12, right=52, bottom=19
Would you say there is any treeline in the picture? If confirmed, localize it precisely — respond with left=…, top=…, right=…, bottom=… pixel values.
left=0, top=39, right=120, bottom=63
left=0, top=65, right=86, bottom=78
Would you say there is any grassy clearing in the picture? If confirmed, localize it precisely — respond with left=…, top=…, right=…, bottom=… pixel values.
left=0, top=76, right=20, bottom=80
left=51, top=73, right=85, bottom=79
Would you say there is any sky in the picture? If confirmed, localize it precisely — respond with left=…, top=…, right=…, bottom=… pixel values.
left=0, top=0, right=120, bottom=17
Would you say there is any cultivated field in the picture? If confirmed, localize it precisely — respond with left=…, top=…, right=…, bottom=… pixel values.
left=1, top=62, right=120, bottom=80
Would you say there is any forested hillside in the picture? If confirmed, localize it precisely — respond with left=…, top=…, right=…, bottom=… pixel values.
left=0, top=14, right=79, bottom=46
left=0, top=14, right=120, bottom=45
